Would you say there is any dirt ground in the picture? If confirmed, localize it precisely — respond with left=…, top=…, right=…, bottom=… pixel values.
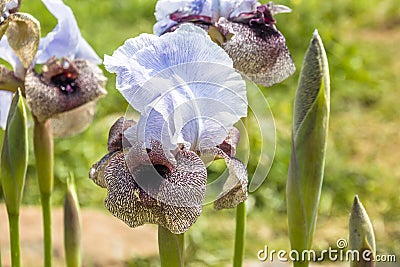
left=0, top=204, right=158, bottom=267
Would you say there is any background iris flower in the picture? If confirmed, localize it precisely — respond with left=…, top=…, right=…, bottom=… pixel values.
left=0, top=0, right=106, bottom=137
left=153, top=0, right=295, bottom=87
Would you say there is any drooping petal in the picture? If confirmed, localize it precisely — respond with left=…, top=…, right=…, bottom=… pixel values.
left=202, top=146, right=248, bottom=209
left=218, top=17, right=295, bottom=87
left=0, top=90, right=13, bottom=130
left=94, top=140, right=207, bottom=234
left=25, top=58, right=107, bottom=122
left=36, top=0, right=101, bottom=64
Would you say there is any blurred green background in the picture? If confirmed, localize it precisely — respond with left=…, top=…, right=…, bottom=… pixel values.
left=9, top=0, right=400, bottom=265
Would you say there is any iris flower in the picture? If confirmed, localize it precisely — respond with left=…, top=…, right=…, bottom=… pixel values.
left=154, top=0, right=295, bottom=87
left=0, top=0, right=106, bottom=136
left=90, top=25, right=248, bottom=234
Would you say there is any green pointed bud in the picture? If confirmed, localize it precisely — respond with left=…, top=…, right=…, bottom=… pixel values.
left=1, top=89, right=28, bottom=216
left=5, top=12, right=40, bottom=68
left=64, top=174, right=82, bottom=267
left=349, top=195, right=376, bottom=267
left=286, top=30, right=330, bottom=267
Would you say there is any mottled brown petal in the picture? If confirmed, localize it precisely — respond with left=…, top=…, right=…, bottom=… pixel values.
left=25, top=58, right=107, bottom=122
left=107, top=117, right=136, bottom=153
left=102, top=150, right=206, bottom=234
left=203, top=147, right=248, bottom=210
left=217, top=127, right=240, bottom=157
left=0, top=65, right=24, bottom=92
left=89, top=151, right=118, bottom=188
left=214, top=155, right=248, bottom=210
left=218, top=18, right=295, bottom=87
left=6, top=12, right=40, bottom=68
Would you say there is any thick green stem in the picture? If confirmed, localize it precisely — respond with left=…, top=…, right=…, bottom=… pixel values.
left=34, top=119, right=54, bottom=267
left=233, top=201, right=246, bottom=267
left=8, top=213, right=21, bottom=267
left=158, top=226, right=184, bottom=267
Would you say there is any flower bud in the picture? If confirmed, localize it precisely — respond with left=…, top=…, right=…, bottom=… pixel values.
left=349, top=195, right=376, bottom=267
left=0, top=89, right=28, bottom=216
left=64, top=174, right=82, bottom=267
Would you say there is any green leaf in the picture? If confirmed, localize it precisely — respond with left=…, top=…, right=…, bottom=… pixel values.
left=349, top=195, right=376, bottom=267
left=64, top=174, right=82, bottom=267
left=5, top=12, right=40, bottom=68
left=0, top=89, right=28, bottom=216
left=286, top=30, right=330, bottom=267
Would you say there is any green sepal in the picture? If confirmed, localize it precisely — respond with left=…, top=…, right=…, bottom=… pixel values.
left=286, top=30, right=330, bottom=267
left=0, top=89, right=28, bottom=216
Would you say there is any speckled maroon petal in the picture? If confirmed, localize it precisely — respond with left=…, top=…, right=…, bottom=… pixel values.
left=25, top=58, right=107, bottom=122
left=107, top=117, right=136, bottom=153
left=91, top=126, right=207, bottom=234
left=203, top=147, right=248, bottom=210
left=218, top=18, right=295, bottom=87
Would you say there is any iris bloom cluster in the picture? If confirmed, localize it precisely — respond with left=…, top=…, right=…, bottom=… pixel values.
left=0, top=0, right=106, bottom=136
left=90, top=25, right=249, bottom=234
left=154, top=0, right=296, bottom=87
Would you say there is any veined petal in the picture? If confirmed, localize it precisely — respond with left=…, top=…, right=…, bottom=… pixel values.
left=105, top=24, right=237, bottom=113
left=36, top=0, right=101, bottom=64
left=217, top=0, right=258, bottom=19
left=0, top=90, right=13, bottom=130
left=106, top=25, right=247, bottom=151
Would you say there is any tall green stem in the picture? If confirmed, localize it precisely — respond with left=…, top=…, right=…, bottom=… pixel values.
left=8, top=213, right=20, bottom=267
left=41, top=194, right=52, bottom=267
left=34, top=119, right=54, bottom=267
left=233, top=201, right=246, bottom=267
left=158, top=226, right=184, bottom=267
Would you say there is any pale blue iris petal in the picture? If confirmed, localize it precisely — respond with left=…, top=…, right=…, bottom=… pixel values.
left=36, top=0, right=101, bottom=64
left=109, top=24, right=247, bottom=150
left=153, top=0, right=212, bottom=35
left=218, top=0, right=258, bottom=18
left=153, top=19, right=178, bottom=36
left=0, top=90, right=13, bottom=130
left=140, top=61, right=247, bottom=150
left=105, top=25, right=232, bottom=113
left=0, top=37, right=25, bottom=79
